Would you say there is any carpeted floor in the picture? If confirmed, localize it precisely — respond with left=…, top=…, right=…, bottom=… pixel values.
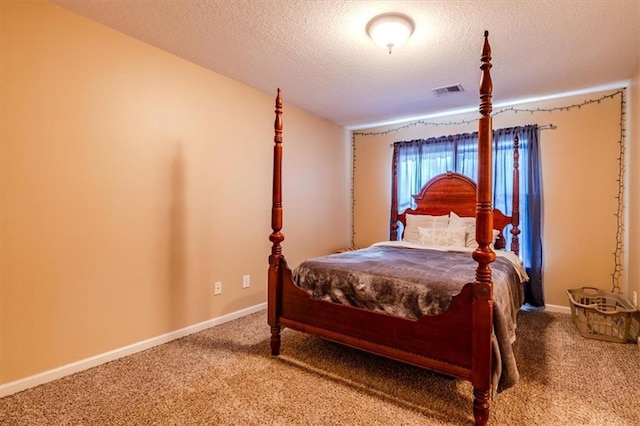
left=1, top=310, right=639, bottom=425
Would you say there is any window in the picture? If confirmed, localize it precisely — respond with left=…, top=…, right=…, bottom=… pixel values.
left=393, top=125, right=543, bottom=305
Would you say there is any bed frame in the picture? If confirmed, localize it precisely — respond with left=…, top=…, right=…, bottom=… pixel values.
left=268, top=32, right=515, bottom=425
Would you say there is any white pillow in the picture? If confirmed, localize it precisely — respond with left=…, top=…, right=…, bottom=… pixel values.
left=449, top=211, right=475, bottom=230
left=418, top=226, right=467, bottom=247
left=403, top=214, right=449, bottom=244
left=449, top=212, right=500, bottom=248
left=465, top=227, right=501, bottom=248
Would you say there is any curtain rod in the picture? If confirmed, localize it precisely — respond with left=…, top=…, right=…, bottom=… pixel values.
left=386, top=123, right=557, bottom=148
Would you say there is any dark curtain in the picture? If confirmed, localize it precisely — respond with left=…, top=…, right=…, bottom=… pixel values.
left=492, top=126, right=543, bottom=306
left=392, top=125, right=544, bottom=306
left=521, top=126, right=544, bottom=306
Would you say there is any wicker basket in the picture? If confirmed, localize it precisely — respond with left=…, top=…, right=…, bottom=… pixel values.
left=567, top=287, right=638, bottom=343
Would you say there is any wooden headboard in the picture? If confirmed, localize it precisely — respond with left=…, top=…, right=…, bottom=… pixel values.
left=392, top=171, right=517, bottom=252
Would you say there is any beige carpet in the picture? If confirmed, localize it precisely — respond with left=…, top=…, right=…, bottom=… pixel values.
left=1, top=310, right=639, bottom=425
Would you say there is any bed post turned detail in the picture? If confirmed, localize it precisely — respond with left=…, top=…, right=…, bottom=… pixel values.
left=511, top=135, right=521, bottom=255
left=471, top=31, right=496, bottom=426
left=268, top=89, right=284, bottom=356
left=269, top=89, right=284, bottom=259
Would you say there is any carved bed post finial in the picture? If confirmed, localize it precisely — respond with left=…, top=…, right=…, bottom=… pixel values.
left=268, top=89, right=284, bottom=355
left=511, top=134, right=521, bottom=255
left=472, top=31, right=496, bottom=426
left=479, top=31, right=493, bottom=118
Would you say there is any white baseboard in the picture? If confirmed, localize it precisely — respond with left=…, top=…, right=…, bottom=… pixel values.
left=521, top=303, right=571, bottom=315
left=0, top=303, right=266, bottom=398
left=542, top=304, right=571, bottom=314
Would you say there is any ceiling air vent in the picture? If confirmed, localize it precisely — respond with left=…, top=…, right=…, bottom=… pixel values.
left=432, top=84, right=464, bottom=97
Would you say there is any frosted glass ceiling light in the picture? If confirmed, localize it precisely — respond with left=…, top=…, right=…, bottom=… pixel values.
left=366, top=13, right=415, bottom=54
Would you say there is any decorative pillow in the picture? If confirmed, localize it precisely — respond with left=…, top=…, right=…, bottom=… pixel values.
left=449, top=211, right=475, bottom=230
left=403, top=214, right=449, bottom=244
left=465, top=227, right=501, bottom=248
left=448, top=212, right=501, bottom=248
left=418, top=226, right=467, bottom=247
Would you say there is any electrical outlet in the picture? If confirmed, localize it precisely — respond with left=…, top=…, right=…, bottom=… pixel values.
left=633, top=291, right=638, bottom=307
left=214, top=281, right=222, bottom=295
left=242, top=275, right=250, bottom=289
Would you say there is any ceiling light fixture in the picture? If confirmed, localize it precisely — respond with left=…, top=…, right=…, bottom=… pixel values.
left=366, top=13, right=415, bottom=54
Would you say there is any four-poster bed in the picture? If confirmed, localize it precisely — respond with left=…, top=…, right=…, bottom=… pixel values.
left=267, top=32, right=524, bottom=425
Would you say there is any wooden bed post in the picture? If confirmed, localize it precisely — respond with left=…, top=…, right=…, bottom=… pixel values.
left=471, top=31, right=496, bottom=426
left=511, top=135, right=521, bottom=255
left=268, top=89, right=284, bottom=356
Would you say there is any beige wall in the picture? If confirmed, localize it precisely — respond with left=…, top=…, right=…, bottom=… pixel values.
left=354, top=90, right=627, bottom=308
left=0, top=1, right=350, bottom=384
left=628, top=66, right=640, bottom=307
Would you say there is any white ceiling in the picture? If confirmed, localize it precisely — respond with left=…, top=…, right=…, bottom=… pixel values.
left=52, top=0, right=640, bottom=129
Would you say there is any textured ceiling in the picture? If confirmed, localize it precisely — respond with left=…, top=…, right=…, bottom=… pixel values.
left=52, top=0, right=640, bottom=128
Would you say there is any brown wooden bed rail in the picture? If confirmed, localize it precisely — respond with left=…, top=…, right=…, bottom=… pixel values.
left=268, top=32, right=500, bottom=426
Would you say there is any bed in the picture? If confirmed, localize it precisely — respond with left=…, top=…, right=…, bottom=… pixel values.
left=267, top=32, right=524, bottom=425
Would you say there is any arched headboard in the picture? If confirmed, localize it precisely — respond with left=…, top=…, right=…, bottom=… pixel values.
left=393, top=172, right=516, bottom=252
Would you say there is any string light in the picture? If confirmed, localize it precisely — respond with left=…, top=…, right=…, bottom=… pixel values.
left=611, top=91, right=626, bottom=294
left=351, top=90, right=626, bottom=292
left=350, top=135, right=356, bottom=248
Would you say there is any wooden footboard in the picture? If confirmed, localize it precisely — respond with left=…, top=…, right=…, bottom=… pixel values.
left=268, top=251, right=494, bottom=424
left=271, top=255, right=475, bottom=380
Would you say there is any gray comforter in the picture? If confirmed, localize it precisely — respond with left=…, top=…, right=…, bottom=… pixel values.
left=293, top=245, right=525, bottom=392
